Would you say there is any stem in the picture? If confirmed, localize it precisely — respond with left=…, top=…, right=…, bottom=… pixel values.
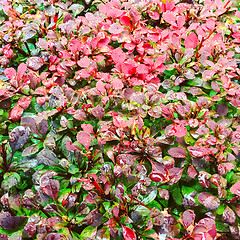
left=24, top=42, right=31, bottom=55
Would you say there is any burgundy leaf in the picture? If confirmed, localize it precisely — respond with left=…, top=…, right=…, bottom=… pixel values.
left=23, top=222, right=36, bottom=238
left=45, top=233, right=66, bottom=240
left=182, top=210, right=195, bottom=228
left=38, top=119, right=48, bottom=135
left=40, top=171, right=59, bottom=201
left=222, top=206, right=236, bottom=224
left=0, top=211, right=27, bottom=230
left=187, top=165, right=197, bottom=178
left=91, top=105, right=105, bottom=119
left=168, top=147, right=187, bottom=158
left=149, top=172, right=168, bottom=183
left=122, top=225, right=137, bottom=240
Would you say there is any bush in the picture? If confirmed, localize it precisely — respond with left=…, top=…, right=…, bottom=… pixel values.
left=0, top=0, right=240, bottom=239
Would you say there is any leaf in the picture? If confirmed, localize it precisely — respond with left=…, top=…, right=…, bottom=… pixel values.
left=185, top=32, right=198, bottom=49
left=230, top=182, right=240, bottom=196
left=187, top=146, right=209, bottom=158
left=45, top=233, right=67, bottom=240
left=9, top=125, right=30, bottom=152
left=18, top=96, right=32, bottom=109
left=91, top=105, right=105, bottom=119
left=40, top=171, right=59, bottom=201
left=168, top=147, right=187, bottom=158
left=112, top=48, right=126, bottom=64
left=22, top=144, right=39, bottom=157
left=182, top=210, right=195, bottom=228
left=38, top=119, right=48, bottom=135
left=0, top=211, right=27, bottom=230
left=9, top=104, right=24, bottom=122
left=36, top=149, right=58, bottom=166
left=122, top=225, right=137, bottom=240
left=222, top=206, right=236, bottom=224
left=109, top=23, right=124, bottom=34
left=77, top=132, right=91, bottom=150
left=26, top=57, right=44, bottom=71
left=21, top=117, right=38, bottom=134
left=81, top=124, right=94, bottom=134
left=4, top=67, right=16, bottom=80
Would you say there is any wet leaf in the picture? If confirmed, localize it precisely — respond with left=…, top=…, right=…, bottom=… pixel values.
left=9, top=125, right=30, bottom=152
left=36, top=149, right=58, bottom=166
left=122, top=225, right=137, bottom=240
left=0, top=211, right=27, bottom=230
left=39, top=171, right=59, bottom=201
left=182, top=210, right=195, bottom=228
left=168, top=147, right=187, bottom=158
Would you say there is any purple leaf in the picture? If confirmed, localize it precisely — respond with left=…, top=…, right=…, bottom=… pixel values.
left=36, top=149, right=58, bottom=166
left=168, top=147, right=187, bottom=158
left=38, top=119, right=48, bottom=135
left=9, top=126, right=30, bottom=152
left=0, top=211, right=27, bottom=230
left=40, top=171, right=59, bottom=201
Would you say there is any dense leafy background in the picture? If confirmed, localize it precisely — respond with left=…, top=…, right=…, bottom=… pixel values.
left=0, top=0, right=240, bottom=239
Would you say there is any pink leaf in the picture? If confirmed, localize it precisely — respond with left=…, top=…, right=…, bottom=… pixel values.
left=112, top=47, right=126, bottom=65
left=122, top=225, right=137, bottom=240
left=162, top=12, right=175, bottom=24
left=112, top=78, right=124, bottom=90
left=230, top=182, right=240, bottom=196
left=77, top=132, right=91, bottom=150
left=27, top=57, right=44, bottom=71
left=17, top=63, right=27, bottom=81
left=120, top=16, right=131, bottom=26
left=149, top=172, right=168, bottom=183
left=81, top=124, right=94, bottom=134
left=185, top=32, right=198, bottom=49
left=0, top=89, right=8, bottom=96
left=18, top=96, right=32, bottom=109
left=4, top=68, right=16, bottom=80
left=109, top=23, right=124, bottom=34
left=171, top=124, right=187, bottom=138
left=183, top=210, right=195, bottom=228
left=77, top=56, right=91, bottom=68
left=9, top=105, right=23, bottom=122
left=168, top=147, right=187, bottom=158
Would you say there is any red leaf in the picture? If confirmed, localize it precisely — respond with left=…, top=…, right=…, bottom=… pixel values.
left=9, top=105, right=23, bottom=122
left=149, top=172, right=167, bottom=183
left=77, top=132, right=91, bottom=150
left=122, top=225, right=137, bottom=240
left=187, top=146, right=209, bottom=158
left=222, top=207, right=236, bottom=224
left=230, top=182, right=240, bottom=196
left=168, top=147, right=187, bottom=158
left=18, top=96, right=32, bottom=109
left=182, top=210, right=195, bottom=228
left=185, top=32, right=198, bottom=49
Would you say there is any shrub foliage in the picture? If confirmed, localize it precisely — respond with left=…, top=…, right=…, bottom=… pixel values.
left=0, top=0, right=240, bottom=239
